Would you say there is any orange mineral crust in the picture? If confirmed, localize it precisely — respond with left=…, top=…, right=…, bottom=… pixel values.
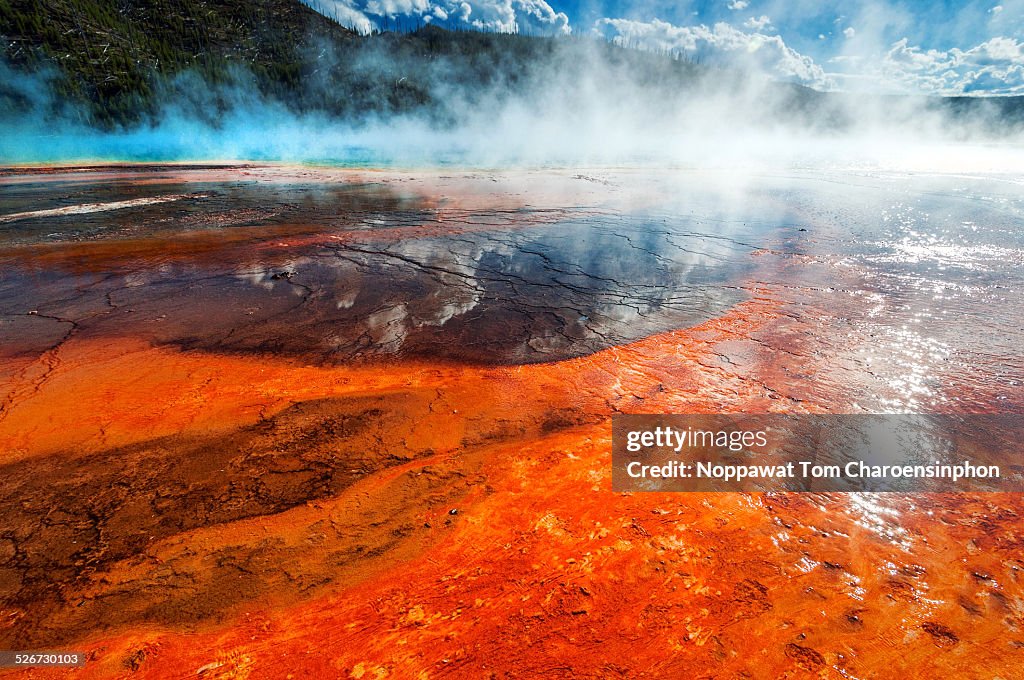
left=1, top=166, right=1023, bottom=678
left=0, top=287, right=823, bottom=462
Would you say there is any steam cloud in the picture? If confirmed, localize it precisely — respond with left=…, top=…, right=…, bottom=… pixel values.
left=1, top=26, right=1023, bottom=171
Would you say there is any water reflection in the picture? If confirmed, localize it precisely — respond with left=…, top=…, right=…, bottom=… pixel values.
left=846, top=493, right=911, bottom=551
left=59, top=214, right=756, bottom=364
left=0, top=175, right=765, bottom=364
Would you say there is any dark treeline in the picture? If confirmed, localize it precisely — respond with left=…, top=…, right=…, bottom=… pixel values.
left=1, top=0, right=355, bottom=126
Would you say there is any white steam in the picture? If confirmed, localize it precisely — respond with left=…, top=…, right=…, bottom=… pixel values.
left=1, top=32, right=1022, bottom=172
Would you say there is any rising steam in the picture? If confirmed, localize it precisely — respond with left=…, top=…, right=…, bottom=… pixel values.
left=1, top=30, right=1022, bottom=172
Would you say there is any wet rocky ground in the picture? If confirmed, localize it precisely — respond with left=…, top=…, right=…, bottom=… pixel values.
left=0, top=165, right=1022, bottom=677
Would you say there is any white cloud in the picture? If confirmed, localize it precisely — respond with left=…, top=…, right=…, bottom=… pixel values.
left=831, top=35, right=1024, bottom=95
left=305, top=0, right=1024, bottom=94
left=309, top=0, right=377, bottom=34
left=365, top=0, right=432, bottom=15
left=595, top=18, right=834, bottom=89
left=513, top=0, right=570, bottom=34
left=302, top=0, right=570, bottom=35
left=887, top=37, right=1024, bottom=93
left=967, top=36, right=1023, bottom=62
left=743, top=15, right=773, bottom=31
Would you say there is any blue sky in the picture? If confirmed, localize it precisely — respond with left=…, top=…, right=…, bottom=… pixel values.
left=306, top=0, right=1024, bottom=94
